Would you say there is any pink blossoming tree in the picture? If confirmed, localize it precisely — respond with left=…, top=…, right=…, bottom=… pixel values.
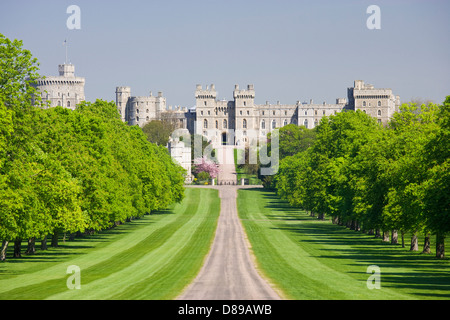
left=193, top=156, right=220, bottom=179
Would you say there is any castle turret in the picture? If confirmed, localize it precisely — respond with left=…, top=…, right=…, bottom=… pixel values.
left=116, top=86, right=131, bottom=122
left=58, top=63, right=75, bottom=77
left=195, top=84, right=217, bottom=136
left=234, top=84, right=256, bottom=145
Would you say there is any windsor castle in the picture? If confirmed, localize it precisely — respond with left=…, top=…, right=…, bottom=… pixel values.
left=34, top=62, right=401, bottom=149
left=116, top=80, right=400, bottom=148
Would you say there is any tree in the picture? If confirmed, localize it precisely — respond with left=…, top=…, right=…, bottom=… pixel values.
left=142, top=120, right=175, bottom=146
left=421, top=98, right=450, bottom=258
left=193, top=156, right=219, bottom=179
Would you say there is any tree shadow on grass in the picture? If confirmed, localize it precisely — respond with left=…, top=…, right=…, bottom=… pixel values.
left=257, top=190, right=450, bottom=299
left=272, top=221, right=450, bottom=299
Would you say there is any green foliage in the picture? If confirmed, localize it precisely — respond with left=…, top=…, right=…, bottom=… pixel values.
left=273, top=102, right=449, bottom=258
left=0, top=34, right=185, bottom=261
left=142, top=120, right=175, bottom=146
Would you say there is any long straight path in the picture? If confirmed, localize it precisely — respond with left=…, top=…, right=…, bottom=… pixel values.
left=177, top=146, right=282, bottom=300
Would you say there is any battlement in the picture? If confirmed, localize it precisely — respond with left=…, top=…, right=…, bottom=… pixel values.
left=233, top=84, right=255, bottom=99
left=195, top=84, right=217, bottom=99
left=116, top=86, right=131, bottom=93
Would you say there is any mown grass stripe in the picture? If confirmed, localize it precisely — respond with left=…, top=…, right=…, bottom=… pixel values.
left=111, top=188, right=220, bottom=299
left=0, top=188, right=208, bottom=300
left=46, top=188, right=208, bottom=300
left=237, top=188, right=419, bottom=300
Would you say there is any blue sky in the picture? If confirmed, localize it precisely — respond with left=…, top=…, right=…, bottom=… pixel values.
left=1, top=0, right=449, bottom=108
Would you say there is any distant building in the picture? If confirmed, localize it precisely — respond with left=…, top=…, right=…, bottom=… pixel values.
left=116, top=80, right=400, bottom=148
left=32, top=63, right=85, bottom=109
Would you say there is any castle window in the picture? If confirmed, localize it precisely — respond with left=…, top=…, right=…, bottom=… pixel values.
left=378, top=101, right=381, bottom=107
left=315, top=110, right=318, bottom=115
left=378, top=110, right=382, bottom=116
left=204, top=119, right=208, bottom=129
left=243, top=119, right=247, bottom=129
left=136, top=109, right=139, bottom=114
left=272, top=120, right=276, bottom=129
left=273, top=111, right=275, bottom=115
left=208, top=111, right=210, bottom=115
left=261, top=120, right=265, bottom=129
left=204, top=101, right=207, bottom=106
left=247, top=110, right=249, bottom=115
left=244, top=101, right=246, bottom=106
left=223, top=119, right=227, bottom=129
left=284, top=119, right=288, bottom=126
left=363, top=101, right=366, bottom=107
left=67, top=101, right=70, bottom=108
left=378, top=119, right=382, bottom=124
left=146, top=116, right=149, bottom=121
left=262, top=111, right=265, bottom=115
left=285, top=111, right=287, bottom=115
left=304, top=119, right=308, bottom=128
left=146, top=109, right=149, bottom=113
left=136, top=116, right=140, bottom=122
left=201, top=111, right=203, bottom=116
left=323, top=110, right=325, bottom=115
left=215, top=120, right=218, bottom=129
left=240, top=110, right=242, bottom=115
left=305, top=111, right=307, bottom=116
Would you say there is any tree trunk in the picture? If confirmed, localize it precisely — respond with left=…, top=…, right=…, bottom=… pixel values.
left=401, top=231, right=405, bottom=248
left=422, top=234, right=431, bottom=254
left=1, top=240, right=9, bottom=261
left=51, top=232, right=59, bottom=248
left=332, top=216, right=338, bottom=224
left=382, top=231, right=390, bottom=242
left=14, top=239, right=22, bottom=258
left=375, top=229, right=381, bottom=238
left=41, top=235, right=48, bottom=250
left=410, top=233, right=419, bottom=251
left=391, top=230, right=398, bottom=245
left=317, top=212, right=325, bottom=220
left=25, top=237, right=36, bottom=255
left=436, top=233, right=445, bottom=259
left=367, top=229, right=374, bottom=236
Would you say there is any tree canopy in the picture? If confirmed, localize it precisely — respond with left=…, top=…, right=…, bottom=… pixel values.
left=0, top=34, right=185, bottom=261
left=272, top=101, right=449, bottom=259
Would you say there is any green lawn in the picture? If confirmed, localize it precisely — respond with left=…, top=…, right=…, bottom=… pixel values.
left=237, top=188, right=450, bottom=300
left=0, top=187, right=220, bottom=300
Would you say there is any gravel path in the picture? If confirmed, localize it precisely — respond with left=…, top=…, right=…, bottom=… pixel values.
left=178, top=146, right=282, bottom=300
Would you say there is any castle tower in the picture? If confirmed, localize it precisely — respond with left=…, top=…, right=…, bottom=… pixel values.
left=116, top=86, right=131, bottom=122
left=195, top=84, right=217, bottom=137
left=33, top=63, right=85, bottom=109
left=234, top=84, right=256, bottom=146
left=349, top=80, right=399, bottom=125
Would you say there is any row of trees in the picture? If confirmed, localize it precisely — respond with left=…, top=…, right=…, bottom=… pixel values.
left=0, top=34, right=185, bottom=261
left=271, top=100, right=449, bottom=259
